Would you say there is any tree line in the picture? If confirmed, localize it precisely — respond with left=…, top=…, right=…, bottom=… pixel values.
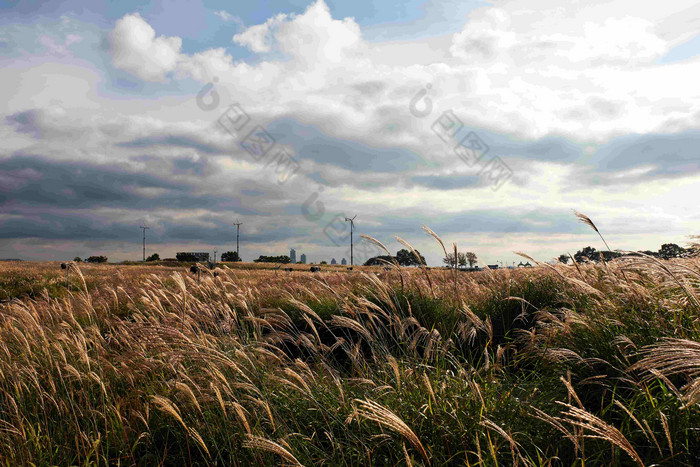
left=76, top=241, right=691, bottom=267
left=363, top=249, right=428, bottom=267
left=442, top=251, right=478, bottom=269
left=72, top=256, right=108, bottom=263
left=559, top=243, right=693, bottom=264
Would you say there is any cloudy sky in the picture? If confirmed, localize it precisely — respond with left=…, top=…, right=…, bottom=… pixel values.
left=1, top=0, right=699, bottom=265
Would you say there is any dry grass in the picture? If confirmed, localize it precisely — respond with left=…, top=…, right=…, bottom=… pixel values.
left=1, top=225, right=699, bottom=465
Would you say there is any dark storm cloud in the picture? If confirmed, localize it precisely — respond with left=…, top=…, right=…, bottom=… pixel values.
left=0, top=154, right=280, bottom=214
left=0, top=208, right=302, bottom=246
left=437, top=125, right=699, bottom=185
left=556, top=130, right=700, bottom=187
left=266, top=118, right=427, bottom=173
left=43, top=108, right=695, bottom=196
left=410, top=173, right=481, bottom=190
left=0, top=154, right=317, bottom=244
left=257, top=116, right=697, bottom=191
left=421, top=124, right=585, bottom=165
left=587, top=131, right=700, bottom=178
left=0, top=154, right=191, bottom=209
left=133, top=155, right=209, bottom=176
left=0, top=210, right=137, bottom=241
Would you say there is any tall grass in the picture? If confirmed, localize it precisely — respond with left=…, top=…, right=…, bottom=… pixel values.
left=1, top=227, right=699, bottom=465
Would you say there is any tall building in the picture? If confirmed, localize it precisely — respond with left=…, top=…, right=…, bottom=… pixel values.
left=290, top=248, right=296, bottom=264
left=341, top=258, right=347, bottom=265
left=300, top=253, right=306, bottom=264
left=331, top=258, right=337, bottom=265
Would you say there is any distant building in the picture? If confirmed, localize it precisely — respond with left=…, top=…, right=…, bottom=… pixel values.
left=290, top=248, right=296, bottom=264
left=300, top=253, right=306, bottom=264
left=341, top=258, right=347, bottom=265
left=331, top=258, right=337, bottom=265
left=487, top=264, right=499, bottom=270
left=517, top=261, right=533, bottom=268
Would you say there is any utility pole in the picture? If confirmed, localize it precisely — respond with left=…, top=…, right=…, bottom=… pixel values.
left=344, top=215, right=356, bottom=266
left=140, top=225, right=150, bottom=262
left=233, top=220, right=242, bottom=260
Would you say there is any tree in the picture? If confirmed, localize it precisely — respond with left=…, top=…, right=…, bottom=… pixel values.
left=574, top=246, right=598, bottom=263
left=557, top=254, right=569, bottom=264
left=73, top=257, right=82, bottom=262
left=574, top=246, right=621, bottom=263
left=601, top=250, right=622, bottom=261
left=146, top=253, right=160, bottom=262
left=465, top=252, right=478, bottom=268
left=658, top=243, right=686, bottom=260
left=443, top=252, right=467, bottom=269
left=395, top=249, right=426, bottom=266
left=364, top=255, right=395, bottom=266
left=458, top=253, right=467, bottom=269
left=320, top=261, right=328, bottom=265
left=86, top=255, right=108, bottom=263
left=221, top=251, right=241, bottom=262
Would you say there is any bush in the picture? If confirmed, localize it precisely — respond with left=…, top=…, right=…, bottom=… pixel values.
left=221, top=251, right=241, bottom=262
left=86, top=255, right=108, bottom=263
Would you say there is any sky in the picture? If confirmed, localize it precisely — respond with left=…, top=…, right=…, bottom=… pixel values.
left=1, top=0, right=699, bottom=266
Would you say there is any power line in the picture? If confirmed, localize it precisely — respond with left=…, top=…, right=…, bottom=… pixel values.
left=344, top=215, right=356, bottom=266
left=140, top=225, right=150, bottom=262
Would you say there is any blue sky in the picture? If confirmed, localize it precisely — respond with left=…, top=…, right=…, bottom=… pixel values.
left=0, top=0, right=485, bottom=56
left=1, top=0, right=700, bottom=265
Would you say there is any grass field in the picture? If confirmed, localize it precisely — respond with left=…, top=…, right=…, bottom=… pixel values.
left=1, top=237, right=699, bottom=465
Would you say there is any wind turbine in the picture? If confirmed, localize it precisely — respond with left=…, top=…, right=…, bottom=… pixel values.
left=233, top=219, right=242, bottom=261
left=140, top=225, right=150, bottom=262
left=345, top=215, right=356, bottom=266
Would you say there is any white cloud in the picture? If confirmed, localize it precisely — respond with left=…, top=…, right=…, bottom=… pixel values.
left=276, top=0, right=363, bottom=65
left=450, top=8, right=516, bottom=61
left=233, top=0, right=363, bottom=64
left=449, top=9, right=668, bottom=66
left=110, top=13, right=182, bottom=82
left=106, top=1, right=700, bottom=147
left=570, top=17, right=667, bottom=64
left=233, top=13, right=286, bottom=53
